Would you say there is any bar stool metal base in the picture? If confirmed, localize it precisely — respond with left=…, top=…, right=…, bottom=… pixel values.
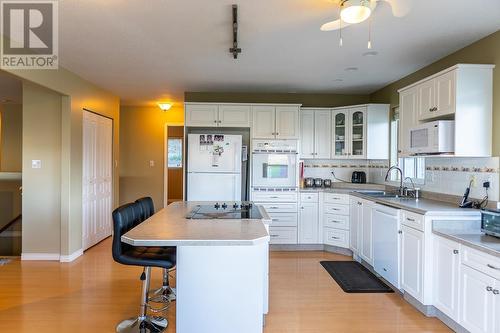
left=116, top=316, right=168, bottom=333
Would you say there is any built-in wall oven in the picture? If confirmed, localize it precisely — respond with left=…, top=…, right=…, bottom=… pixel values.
left=251, top=140, right=299, bottom=189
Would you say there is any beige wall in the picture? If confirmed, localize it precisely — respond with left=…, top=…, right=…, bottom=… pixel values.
left=120, top=105, right=184, bottom=210
left=185, top=92, right=370, bottom=107
left=370, top=30, right=500, bottom=155
left=3, top=66, right=120, bottom=257
left=22, top=82, right=62, bottom=254
left=0, top=103, right=22, bottom=172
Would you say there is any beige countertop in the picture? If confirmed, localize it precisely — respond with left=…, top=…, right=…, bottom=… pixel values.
left=122, top=202, right=271, bottom=246
left=299, top=183, right=385, bottom=193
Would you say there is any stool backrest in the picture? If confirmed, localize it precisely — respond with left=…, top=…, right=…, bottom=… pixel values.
left=135, top=197, right=155, bottom=221
left=112, top=202, right=143, bottom=262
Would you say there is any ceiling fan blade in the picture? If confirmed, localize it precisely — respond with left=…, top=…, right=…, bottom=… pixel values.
left=381, top=0, right=412, bottom=17
left=320, top=19, right=351, bottom=31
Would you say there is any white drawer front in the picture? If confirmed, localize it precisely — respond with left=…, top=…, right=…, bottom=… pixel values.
left=269, top=227, right=297, bottom=244
left=401, top=211, right=425, bottom=231
left=252, top=192, right=298, bottom=202
left=323, top=214, right=349, bottom=230
left=324, top=193, right=349, bottom=204
left=324, top=203, right=349, bottom=216
left=300, top=192, right=319, bottom=203
left=268, top=212, right=298, bottom=227
left=462, top=245, right=500, bottom=280
left=323, top=227, right=349, bottom=248
left=258, top=203, right=297, bottom=213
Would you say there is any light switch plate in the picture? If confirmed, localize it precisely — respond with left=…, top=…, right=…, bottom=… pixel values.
left=149, top=160, right=155, bottom=167
left=31, top=160, right=42, bottom=169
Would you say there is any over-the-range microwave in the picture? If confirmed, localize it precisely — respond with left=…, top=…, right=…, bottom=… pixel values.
left=409, top=120, right=455, bottom=155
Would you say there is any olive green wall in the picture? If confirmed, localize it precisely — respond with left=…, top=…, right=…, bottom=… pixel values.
left=0, top=103, right=22, bottom=172
left=370, top=30, right=500, bottom=155
left=185, top=92, right=370, bottom=107
left=120, top=105, right=184, bottom=210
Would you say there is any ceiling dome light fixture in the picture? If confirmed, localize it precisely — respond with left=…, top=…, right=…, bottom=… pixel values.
left=158, top=102, right=172, bottom=111
left=340, top=0, right=372, bottom=24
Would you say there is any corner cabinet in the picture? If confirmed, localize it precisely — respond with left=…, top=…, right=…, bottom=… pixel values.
left=331, top=104, right=389, bottom=160
left=398, top=64, right=495, bottom=157
left=252, top=105, right=299, bottom=139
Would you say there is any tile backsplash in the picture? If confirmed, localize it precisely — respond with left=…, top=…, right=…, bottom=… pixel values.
left=303, top=157, right=499, bottom=202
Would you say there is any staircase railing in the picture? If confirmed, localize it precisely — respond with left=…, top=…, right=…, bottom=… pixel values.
left=0, top=214, right=22, bottom=235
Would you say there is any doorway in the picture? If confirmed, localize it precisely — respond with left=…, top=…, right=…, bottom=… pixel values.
left=82, top=110, right=113, bottom=251
left=165, top=124, right=184, bottom=205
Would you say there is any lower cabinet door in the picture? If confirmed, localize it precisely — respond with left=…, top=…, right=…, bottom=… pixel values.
left=460, top=265, right=496, bottom=333
left=269, top=227, right=297, bottom=245
left=298, top=202, right=319, bottom=244
left=360, top=203, right=373, bottom=265
left=323, top=227, right=349, bottom=248
left=433, top=235, right=460, bottom=321
left=400, top=225, right=424, bottom=302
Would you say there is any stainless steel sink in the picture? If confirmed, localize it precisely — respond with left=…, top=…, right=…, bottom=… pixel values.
left=355, top=190, right=412, bottom=200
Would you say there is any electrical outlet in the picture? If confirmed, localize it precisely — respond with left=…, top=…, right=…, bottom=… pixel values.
left=469, top=174, right=477, bottom=188
left=31, top=160, right=41, bottom=169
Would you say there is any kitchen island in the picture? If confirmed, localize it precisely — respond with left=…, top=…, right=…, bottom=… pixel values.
left=122, top=202, right=271, bottom=333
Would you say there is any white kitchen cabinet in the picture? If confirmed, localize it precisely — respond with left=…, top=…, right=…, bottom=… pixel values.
left=398, top=86, right=419, bottom=156
left=301, top=109, right=332, bottom=159
left=218, top=104, right=251, bottom=127
left=185, top=104, right=219, bottom=126
left=459, top=264, right=496, bottom=333
left=252, top=105, right=299, bottom=139
left=299, top=193, right=319, bottom=244
left=433, top=235, right=460, bottom=321
left=332, top=104, right=389, bottom=159
left=398, top=64, right=494, bottom=157
left=360, top=201, right=373, bottom=265
left=349, top=198, right=362, bottom=254
left=400, top=224, right=424, bottom=302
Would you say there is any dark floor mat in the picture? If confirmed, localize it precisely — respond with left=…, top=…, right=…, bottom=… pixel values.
left=320, top=261, right=394, bottom=293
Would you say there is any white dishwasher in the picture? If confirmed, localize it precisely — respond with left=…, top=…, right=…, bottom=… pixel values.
left=372, top=203, right=401, bottom=289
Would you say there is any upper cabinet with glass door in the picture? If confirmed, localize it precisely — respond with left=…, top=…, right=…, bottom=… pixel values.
left=332, top=105, right=389, bottom=160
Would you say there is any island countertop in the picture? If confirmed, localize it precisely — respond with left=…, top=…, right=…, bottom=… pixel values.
left=121, top=202, right=271, bottom=246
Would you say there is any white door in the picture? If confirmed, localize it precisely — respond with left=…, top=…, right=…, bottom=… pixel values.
left=417, top=79, right=436, bottom=121
left=314, top=110, right=331, bottom=159
left=360, top=203, right=373, bottom=265
left=252, top=106, right=276, bottom=138
left=460, top=265, right=496, bottom=333
left=332, top=110, right=349, bottom=159
left=348, top=107, right=367, bottom=159
left=299, top=110, right=315, bottom=159
left=298, top=202, right=318, bottom=244
left=187, top=134, right=242, bottom=173
left=399, top=87, right=418, bottom=156
left=433, top=235, right=460, bottom=321
left=83, top=111, right=113, bottom=251
left=400, top=225, right=424, bottom=302
left=218, top=105, right=251, bottom=127
left=349, top=198, right=361, bottom=254
left=275, top=106, right=299, bottom=139
left=435, top=70, right=456, bottom=118
left=185, top=104, right=219, bottom=127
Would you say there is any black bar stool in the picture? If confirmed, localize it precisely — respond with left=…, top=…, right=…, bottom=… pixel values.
left=135, top=197, right=176, bottom=303
left=112, top=202, right=176, bottom=333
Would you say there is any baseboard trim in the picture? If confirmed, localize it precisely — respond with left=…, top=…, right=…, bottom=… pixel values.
left=269, top=244, right=353, bottom=257
left=60, top=249, right=83, bottom=263
left=21, top=253, right=60, bottom=261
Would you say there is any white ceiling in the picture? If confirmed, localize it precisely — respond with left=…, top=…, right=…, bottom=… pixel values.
left=58, top=0, right=500, bottom=105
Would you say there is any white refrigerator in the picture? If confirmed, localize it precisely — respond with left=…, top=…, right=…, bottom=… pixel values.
left=187, top=134, right=242, bottom=201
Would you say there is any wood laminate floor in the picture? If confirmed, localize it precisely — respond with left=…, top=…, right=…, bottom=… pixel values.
left=0, top=238, right=451, bottom=333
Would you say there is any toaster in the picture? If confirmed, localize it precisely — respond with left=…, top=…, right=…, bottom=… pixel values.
left=351, top=171, right=366, bottom=184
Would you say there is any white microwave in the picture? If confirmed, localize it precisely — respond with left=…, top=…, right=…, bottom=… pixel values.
left=409, top=120, right=455, bottom=155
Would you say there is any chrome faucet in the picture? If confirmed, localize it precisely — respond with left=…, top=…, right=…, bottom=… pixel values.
left=385, top=166, right=404, bottom=195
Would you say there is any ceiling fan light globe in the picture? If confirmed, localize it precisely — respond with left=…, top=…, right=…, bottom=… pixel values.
left=340, top=0, right=372, bottom=24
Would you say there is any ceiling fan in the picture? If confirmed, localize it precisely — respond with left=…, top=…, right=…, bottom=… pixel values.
left=320, top=0, right=411, bottom=32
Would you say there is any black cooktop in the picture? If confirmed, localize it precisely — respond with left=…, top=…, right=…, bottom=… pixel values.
left=186, top=202, right=263, bottom=220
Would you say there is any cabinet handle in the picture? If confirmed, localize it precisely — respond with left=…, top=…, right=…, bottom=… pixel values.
left=276, top=133, right=280, bottom=136
left=269, top=206, right=279, bottom=209
left=332, top=237, right=340, bottom=240
left=493, top=289, right=499, bottom=295
left=406, top=217, right=415, bottom=222
left=270, top=234, right=279, bottom=238
left=487, top=286, right=493, bottom=292
left=269, top=196, right=279, bottom=199
left=357, top=202, right=362, bottom=205
left=330, top=208, right=340, bottom=211
left=398, top=230, right=402, bottom=234
left=453, top=249, right=459, bottom=254
left=301, top=207, right=304, bottom=209
left=214, top=120, right=217, bottom=123
left=487, top=264, right=500, bottom=270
